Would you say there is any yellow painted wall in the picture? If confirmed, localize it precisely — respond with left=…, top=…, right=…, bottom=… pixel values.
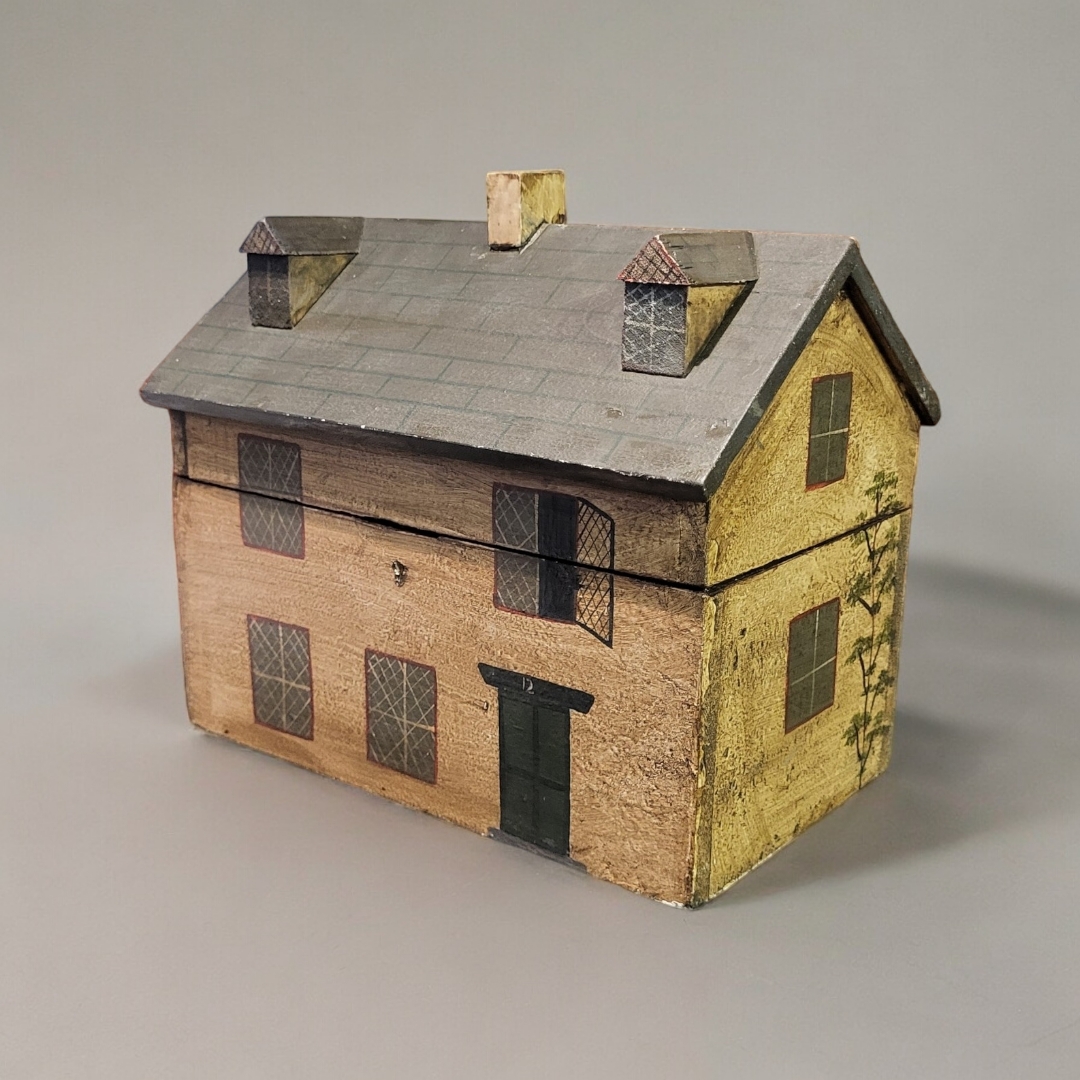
left=692, top=510, right=911, bottom=904
left=707, top=292, right=920, bottom=585
left=174, top=477, right=704, bottom=903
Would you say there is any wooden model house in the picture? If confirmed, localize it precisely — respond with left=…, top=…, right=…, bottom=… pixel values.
left=140, top=171, right=940, bottom=905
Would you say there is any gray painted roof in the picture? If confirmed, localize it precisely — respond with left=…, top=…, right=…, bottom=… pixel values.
left=141, top=219, right=940, bottom=499
left=239, top=216, right=363, bottom=256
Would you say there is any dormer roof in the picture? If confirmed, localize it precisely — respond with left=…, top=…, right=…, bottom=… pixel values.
left=239, top=217, right=363, bottom=257
left=618, top=231, right=758, bottom=287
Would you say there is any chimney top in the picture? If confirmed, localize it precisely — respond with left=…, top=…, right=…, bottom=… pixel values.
left=486, top=170, right=566, bottom=250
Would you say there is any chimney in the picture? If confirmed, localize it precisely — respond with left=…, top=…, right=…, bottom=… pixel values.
left=618, top=231, right=757, bottom=377
left=486, top=170, right=567, bottom=249
left=239, top=216, right=363, bottom=329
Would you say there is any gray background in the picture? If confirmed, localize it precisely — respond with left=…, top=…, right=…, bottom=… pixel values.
left=2, top=2, right=1078, bottom=1076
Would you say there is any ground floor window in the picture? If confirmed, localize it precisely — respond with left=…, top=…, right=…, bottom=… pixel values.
left=365, top=650, right=437, bottom=783
left=247, top=615, right=314, bottom=739
left=785, top=598, right=840, bottom=731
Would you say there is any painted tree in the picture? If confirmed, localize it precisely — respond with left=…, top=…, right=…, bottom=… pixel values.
left=845, top=470, right=903, bottom=787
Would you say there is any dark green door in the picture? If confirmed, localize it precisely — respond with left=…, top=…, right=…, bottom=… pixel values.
left=498, top=692, right=571, bottom=856
left=478, top=664, right=594, bottom=860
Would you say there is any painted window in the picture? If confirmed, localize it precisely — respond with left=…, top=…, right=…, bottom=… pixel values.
left=785, top=598, right=840, bottom=731
left=621, top=283, right=687, bottom=375
left=491, top=485, right=615, bottom=646
left=247, top=615, right=314, bottom=739
left=238, top=434, right=305, bottom=556
left=365, top=650, right=437, bottom=783
left=806, top=373, right=852, bottom=488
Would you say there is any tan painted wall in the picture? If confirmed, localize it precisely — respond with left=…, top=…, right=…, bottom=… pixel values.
left=691, top=510, right=911, bottom=904
left=183, top=414, right=707, bottom=586
left=174, top=477, right=704, bottom=902
left=707, top=292, right=921, bottom=585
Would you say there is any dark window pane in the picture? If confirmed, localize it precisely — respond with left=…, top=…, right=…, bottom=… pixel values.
left=492, top=487, right=538, bottom=551
left=494, top=550, right=540, bottom=614
left=622, top=283, right=688, bottom=375
left=806, top=374, right=853, bottom=487
left=824, top=430, right=850, bottom=482
left=809, top=657, right=837, bottom=716
left=539, top=558, right=577, bottom=621
left=829, top=373, right=852, bottom=431
left=237, top=436, right=304, bottom=556
left=248, top=616, right=313, bottom=739
left=785, top=599, right=840, bottom=731
left=365, top=651, right=437, bottom=783
left=238, top=435, right=302, bottom=497
left=538, top=492, right=577, bottom=561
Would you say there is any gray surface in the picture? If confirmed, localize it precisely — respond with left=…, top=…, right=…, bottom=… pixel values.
left=4, top=1, right=1080, bottom=1076
left=4, top=567, right=1079, bottom=1078
left=141, top=223, right=938, bottom=497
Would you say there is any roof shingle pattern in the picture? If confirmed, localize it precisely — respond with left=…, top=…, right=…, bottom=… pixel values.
left=142, top=219, right=937, bottom=497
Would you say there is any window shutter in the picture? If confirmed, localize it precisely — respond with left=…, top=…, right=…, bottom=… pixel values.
left=574, top=498, right=615, bottom=646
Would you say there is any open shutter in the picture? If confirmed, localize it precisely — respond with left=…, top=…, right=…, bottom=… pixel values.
left=574, top=498, right=614, bottom=646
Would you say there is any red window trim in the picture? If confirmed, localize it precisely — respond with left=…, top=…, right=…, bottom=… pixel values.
left=783, top=597, right=841, bottom=733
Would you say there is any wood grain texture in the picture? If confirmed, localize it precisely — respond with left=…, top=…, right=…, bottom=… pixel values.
left=184, top=413, right=708, bottom=586
left=707, top=292, right=921, bottom=585
left=486, top=170, right=566, bottom=249
left=691, top=510, right=912, bottom=903
left=174, top=477, right=704, bottom=902
left=685, top=283, right=744, bottom=365
left=168, top=409, right=187, bottom=476
left=287, top=253, right=353, bottom=325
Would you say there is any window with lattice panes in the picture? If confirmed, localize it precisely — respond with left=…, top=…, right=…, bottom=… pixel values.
left=365, top=651, right=437, bottom=783
left=247, top=615, right=313, bottom=739
left=621, top=283, right=687, bottom=376
left=492, top=485, right=615, bottom=646
left=785, top=599, right=840, bottom=731
left=806, top=373, right=852, bottom=488
left=237, top=434, right=305, bottom=556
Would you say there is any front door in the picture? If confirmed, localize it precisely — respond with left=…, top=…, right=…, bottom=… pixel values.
left=499, top=692, right=571, bottom=855
left=478, top=665, right=595, bottom=859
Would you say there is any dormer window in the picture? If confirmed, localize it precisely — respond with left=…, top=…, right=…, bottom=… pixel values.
left=618, top=231, right=757, bottom=377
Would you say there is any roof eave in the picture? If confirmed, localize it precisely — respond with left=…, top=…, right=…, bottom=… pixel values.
left=139, top=385, right=711, bottom=503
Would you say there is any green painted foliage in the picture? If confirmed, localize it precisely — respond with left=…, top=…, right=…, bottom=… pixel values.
left=844, top=470, right=902, bottom=787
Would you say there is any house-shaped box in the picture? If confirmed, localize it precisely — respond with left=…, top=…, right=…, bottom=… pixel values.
left=140, top=171, right=940, bottom=905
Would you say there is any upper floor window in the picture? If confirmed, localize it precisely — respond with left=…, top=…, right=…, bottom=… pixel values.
left=806, top=373, right=852, bottom=489
left=238, top=434, right=305, bottom=557
left=247, top=615, right=314, bottom=739
left=491, top=485, right=614, bottom=646
left=785, top=598, right=840, bottom=731
left=365, top=650, right=437, bottom=783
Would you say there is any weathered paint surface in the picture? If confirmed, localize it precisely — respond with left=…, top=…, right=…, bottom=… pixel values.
left=182, top=414, right=708, bottom=585
left=707, top=292, right=920, bottom=585
left=685, top=283, right=744, bottom=366
left=486, top=170, right=567, bottom=248
left=174, top=477, right=703, bottom=903
left=287, top=253, right=353, bottom=326
left=691, top=511, right=911, bottom=904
